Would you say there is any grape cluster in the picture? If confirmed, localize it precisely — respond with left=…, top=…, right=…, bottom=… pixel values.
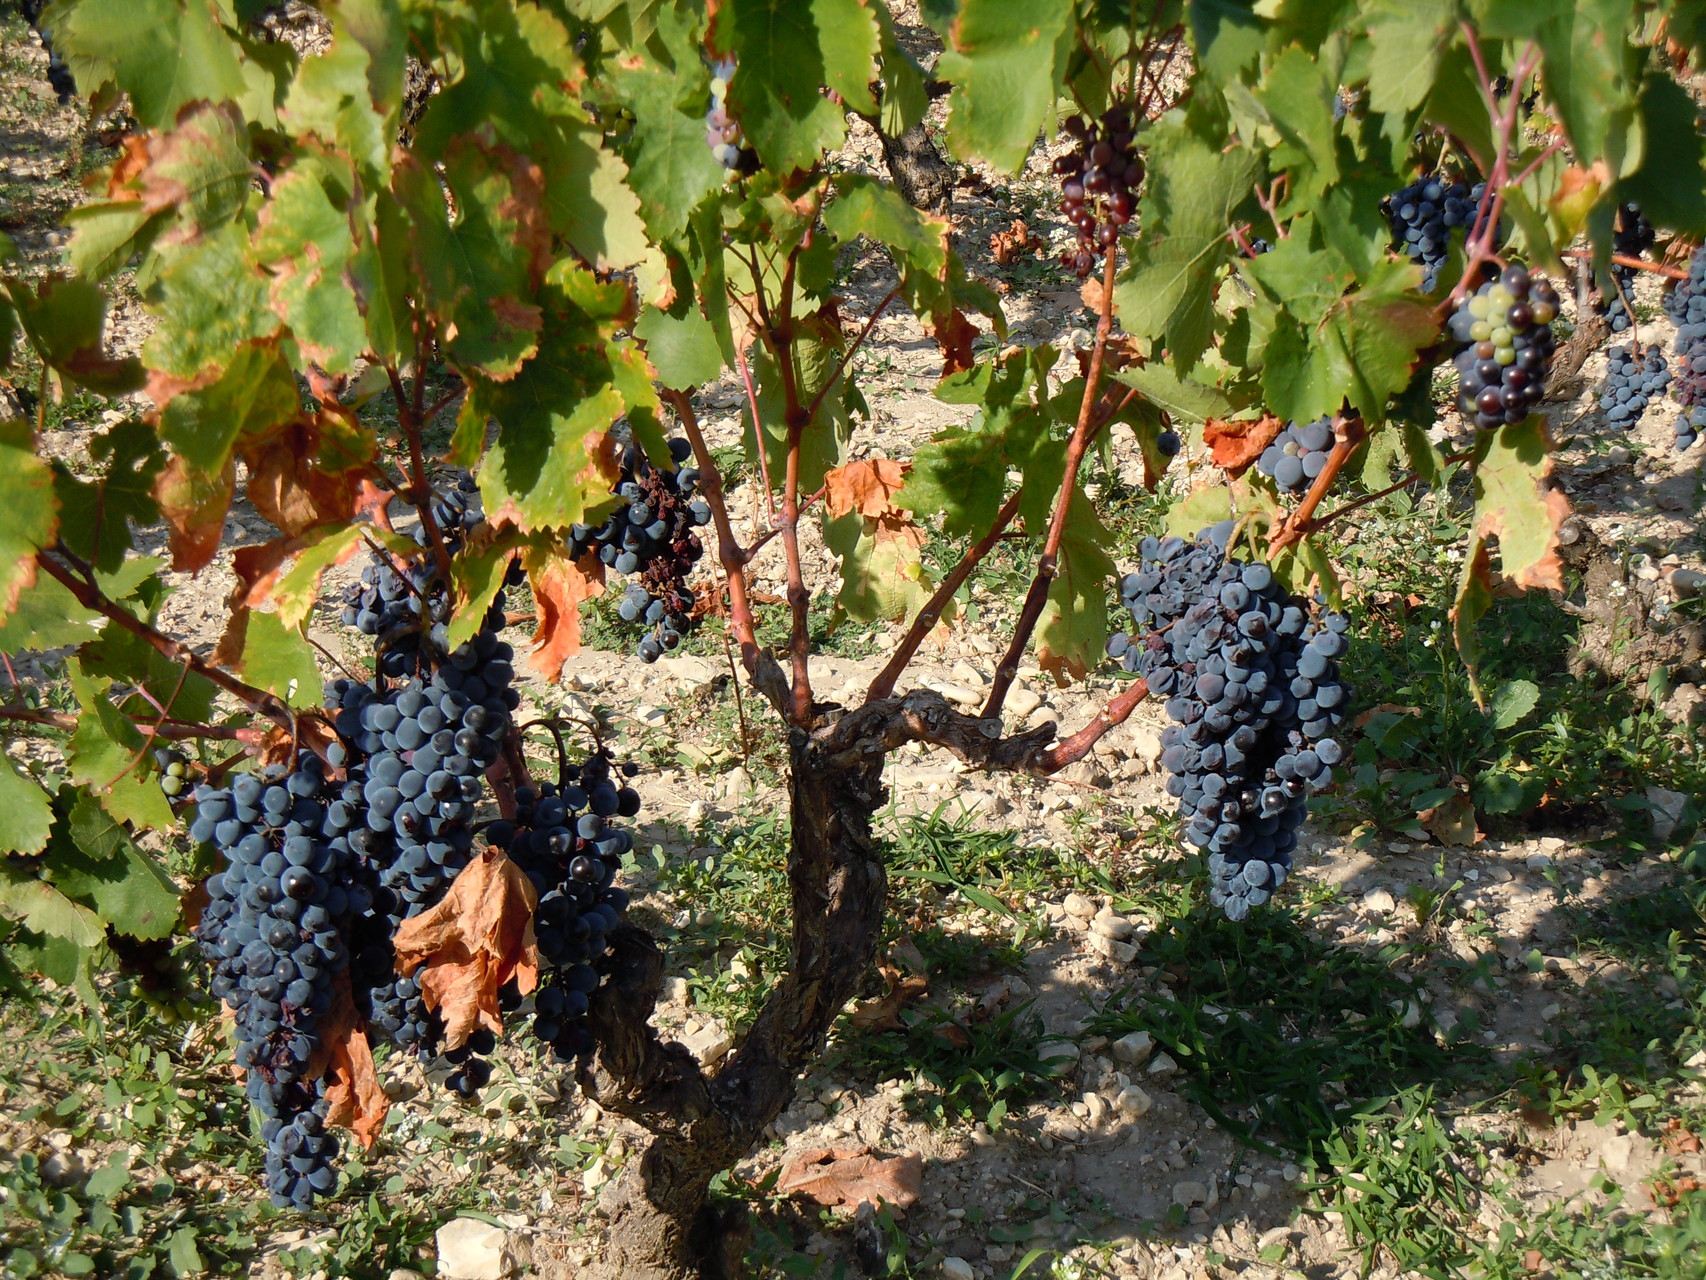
left=1668, top=249, right=1706, bottom=425
left=189, top=752, right=353, bottom=1207
left=705, top=57, right=748, bottom=170
left=1052, top=105, right=1143, bottom=279
left=1256, top=418, right=1334, bottom=494
left=1383, top=177, right=1486, bottom=292
left=1603, top=202, right=1656, bottom=333
left=1447, top=266, right=1560, bottom=430
left=154, top=747, right=191, bottom=799
left=22, top=1, right=76, bottom=103
left=1598, top=344, right=1671, bottom=428
left=1674, top=408, right=1706, bottom=452
left=569, top=438, right=710, bottom=662
left=1106, top=525, right=1349, bottom=920
left=489, top=749, right=640, bottom=1063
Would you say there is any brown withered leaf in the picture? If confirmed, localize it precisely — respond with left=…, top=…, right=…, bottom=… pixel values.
left=922, top=305, right=979, bottom=377
left=1420, top=792, right=1481, bottom=846
left=256, top=713, right=342, bottom=770
left=392, top=846, right=539, bottom=1049
left=309, top=971, right=391, bottom=1150
left=522, top=543, right=605, bottom=681
left=823, top=458, right=910, bottom=520
left=154, top=455, right=234, bottom=573
left=1203, top=415, right=1284, bottom=473
left=779, top=1147, right=923, bottom=1217
left=242, top=413, right=379, bottom=537
left=849, top=963, right=929, bottom=1032
left=989, top=219, right=1043, bottom=266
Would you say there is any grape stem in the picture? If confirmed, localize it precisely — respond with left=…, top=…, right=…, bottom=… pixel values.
left=1267, top=415, right=1368, bottom=555
left=36, top=550, right=295, bottom=730
left=1560, top=248, right=1689, bottom=282
left=983, top=248, right=1121, bottom=721
left=662, top=388, right=792, bottom=718
left=0, top=704, right=255, bottom=741
left=384, top=360, right=456, bottom=588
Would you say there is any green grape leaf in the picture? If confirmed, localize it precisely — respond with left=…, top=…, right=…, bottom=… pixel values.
left=279, top=23, right=393, bottom=181
left=250, top=160, right=367, bottom=374
left=1484, top=0, right=1638, bottom=173
left=1363, top=0, right=1455, bottom=117
left=239, top=611, right=323, bottom=710
left=465, top=273, right=635, bottom=534
left=156, top=342, right=301, bottom=476
left=740, top=309, right=855, bottom=498
left=0, top=862, right=105, bottom=948
left=0, top=421, right=60, bottom=623
left=45, top=0, right=252, bottom=130
left=821, top=509, right=940, bottom=625
left=348, top=189, right=414, bottom=364
left=634, top=303, right=724, bottom=391
left=52, top=420, right=165, bottom=578
left=127, top=99, right=253, bottom=242
left=1035, top=489, right=1116, bottom=682
left=4, top=275, right=144, bottom=395
left=272, top=524, right=414, bottom=629
left=605, top=10, right=726, bottom=243
left=875, top=1, right=928, bottom=137
left=141, top=222, right=280, bottom=381
left=0, top=758, right=54, bottom=856
left=54, top=796, right=182, bottom=940
left=1110, top=362, right=1239, bottom=425
left=445, top=533, right=520, bottom=651
left=0, top=575, right=101, bottom=652
left=1470, top=415, right=1567, bottom=592
left=64, top=660, right=175, bottom=832
left=1115, top=125, right=1261, bottom=372
left=936, top=0, right=1074, bottom=173
left=1617, top=72, right=1706, bottom=236
left=1254, top=45, right=1339, bottom=199
left=718, top=0, right=876, bottom=174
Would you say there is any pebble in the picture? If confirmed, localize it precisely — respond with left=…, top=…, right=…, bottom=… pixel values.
left=1171, top=1180, right=1209, bottom=1208
left=942, top=1259, right=976, bottom=1280
left=1092, top=911, right=1135, bottom=940
left=436, top=1219, right=524, bottom=1280
left=1063, top=893, right=1098, bottom=920
left=1147, top=1052, right=1178, bottom=1078
left=681, top=1022, right=733, bottom=1065
left=1117, top=1084, right=1153, bottom=1118
left=1088, top=933, right=1138, bottom=965
left=950, top=662, right=988, bottom=687
left=928, top=680, right=983, bottom=708
left=1008, top=687, right=1043, bottom=717
left=1112, top=1031, right=1155, bottom=1066
left=1362, top=887, right=1397, bottom=915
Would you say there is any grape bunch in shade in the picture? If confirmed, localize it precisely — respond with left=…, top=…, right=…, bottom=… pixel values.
left=704, top=56, right=747, bottom=170
left=1667, top=249, right=1706, bottom=446
left=1447, top=266, right=1560, bottom=430
left=569, top=438, right=711, bottom=663
left=1599, top=344, right=1670, bottom=429
left=1104, top=524, right=1349, bottom=921
left=1603, top=202, right=1656, bottom=333
left=1053, top=104, right=1143, bottom=279
left=154, top=747, right=191, bottom=798
left=1383, top=176, right=1486, bottom=292
left=1256, top=418, right=1335, bottom=494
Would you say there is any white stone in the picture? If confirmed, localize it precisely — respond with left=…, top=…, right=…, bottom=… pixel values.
left=1540, top=1002, right=1562, bottom=1022
left=681, top=1022, right=732, bottom=1065
left=436, top=1219, right=522, bottom=1280
left=1362, top=888, right=1397, bottom=915
left=1647, top=786, right=1689, bottom=839
left=1116, top=1084, right=1153, bottom=1119
left=722, top=767, right=756, bottom=803
left=1088, top=933, right=1138, bottom=965
left=1171, top=1181, right=1209, bottom=1208
left=950, top=662, right=988, bottom=687
left=956, top=789, right=1010, bottom=819
left=1063, top=893, right=1098, bottom=920
left=656, top=655, right=716, bottom=690
left=1112, top=1031, right=1155, bottom=1066
left=1092, top=912, right=1135, bottom=941
left=1147, top=1052, right=1179, bottom=1078
left=1040, top=1040, right=1081, bottom=1072
left=1083, top=1091, right=1111, bottom=1127
left=1007, top=687, right=1043, bottom=717
left=929, top=681, right=983, bottom=708
left=1526, top=852, right=1553, bottom=870
left=633, top=704, right=669, bottom=727
left=941, top=1259, right=976, bottom=1280
left=1129, top=726, right=1163, bottom=763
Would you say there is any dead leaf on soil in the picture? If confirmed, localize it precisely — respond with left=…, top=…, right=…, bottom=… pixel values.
left=849, top=963, right=928, bottom=1031
left=778, top=1146, right=923, bottom=1217
left=989, top=219, right=1044, bottom=265
left=1419, top=792, right=1481, bottom=846
left=1203, top=414, right=1284, bottom=473
left=392, top=846, right=539, bottom=1049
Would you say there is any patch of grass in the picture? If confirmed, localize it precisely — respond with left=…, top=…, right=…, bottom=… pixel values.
left=1087, top=906, right=1476, bottom=1156
left=1480, top=1181, right=1706, bottom=1280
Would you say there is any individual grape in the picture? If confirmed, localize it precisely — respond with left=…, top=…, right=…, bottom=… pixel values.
left=1054, top=103, right=1144, bottom=279
left=1256, top=418, right=1334, bottom=495
left=1157, top=430, right=1181, bottom=457
left=1382, top=176, right=1487, bottom=292
left=705, top=57, right=751, bottom=171
left=1598, top=344, right=1671, bottom=428
left=1447, top=266, right=1560, bottom=430
left=1115, top=525, right=1350, bottom=920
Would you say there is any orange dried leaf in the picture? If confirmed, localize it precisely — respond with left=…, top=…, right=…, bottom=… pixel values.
left=823, top=458, right=910, bottom=520
left=923, top=305, right=979, bottom=377
left=392, top=847, right=539, bottom=1050
left=241, top=414, right=378, bottom=537
left=989, top=219, right=1043, bottom=266
left=778, top=1147, right=923, bottom=1217
left=849, top=963, right=928, bottom=1031
left=154, top=455, right=235, bottom=573
left=310, top=972, right=391, bottom=1150
left=1203, top=415, right=1283, bottom=472
left=523, top=545, right=606, bottom=681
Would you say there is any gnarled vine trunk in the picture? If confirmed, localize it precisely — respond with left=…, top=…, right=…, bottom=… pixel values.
left=579, top=727, right=892, bottom=1280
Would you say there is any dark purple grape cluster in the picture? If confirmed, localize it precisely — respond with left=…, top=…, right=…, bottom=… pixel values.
left=1448, top=266, right=1560, bottom=430
left=1603, top=202, right=1656, bottom=333
left=569, top=438, right=710, bottom=662
left=487, top=749, right=640, bottom=1063
left=1105, top=525, right=1349, bottom=921
left=1668, top=250, right=1706, bottom=422
left=22, top=1, right=76, bottom=103
left=1256, top=418, right=1334, bottom=494
left=1599, top=344, right=1670, bottom=428
left=189, top=751, right=356, bottom=1208
left=1674, top=407, right=1706, bottom=451
left=1384, top=177, right=1486, bottom=292
left=1052, top=105, right=1143, bottom=279
left=705, top=57, right=748, bottom=170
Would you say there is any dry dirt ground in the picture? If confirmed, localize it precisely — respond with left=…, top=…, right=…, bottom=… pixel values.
left=4, top=9, right=1706, bottom=1280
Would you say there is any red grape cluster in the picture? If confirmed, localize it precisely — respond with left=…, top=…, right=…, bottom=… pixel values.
left=1054, top=106, right=1144, bottom=279
left=1447, top=266, right=1560, bottom=430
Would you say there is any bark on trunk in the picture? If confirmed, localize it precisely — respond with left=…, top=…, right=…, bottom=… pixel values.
left=581, top=730, right=891, bottom=1280
left=865, top=118, right=954, bottom=216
